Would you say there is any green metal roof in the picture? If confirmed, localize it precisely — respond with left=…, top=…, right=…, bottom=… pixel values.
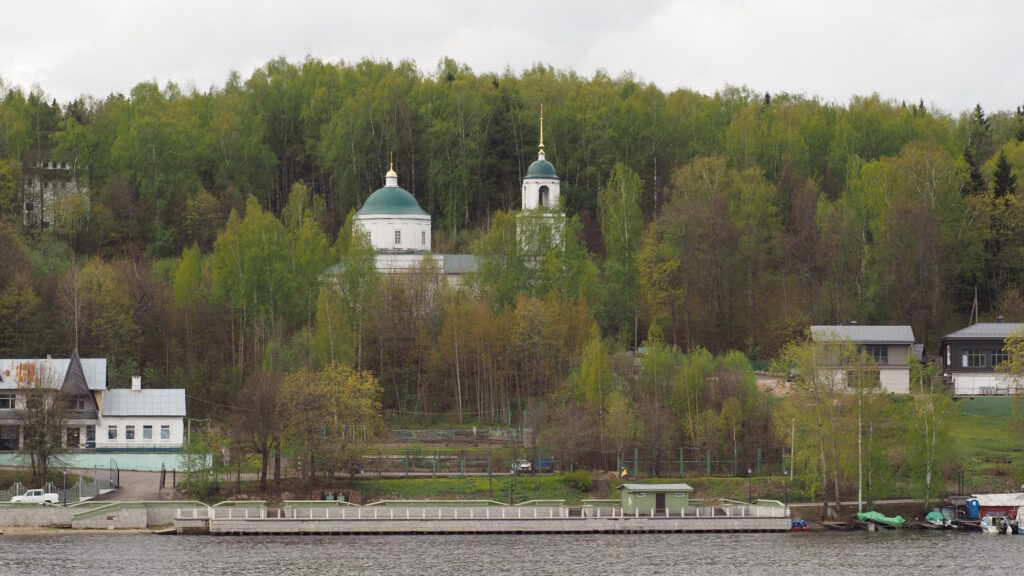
left=526, top=158, right=558, bottom=179
left=357, top=185, right=428, bottom=216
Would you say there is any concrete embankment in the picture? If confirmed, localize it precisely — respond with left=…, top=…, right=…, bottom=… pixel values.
left=0, top=501, right=199, bottom=530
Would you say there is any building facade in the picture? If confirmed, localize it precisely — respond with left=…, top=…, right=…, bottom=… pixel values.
left=940, top=322, right=1024, bottom=397
left=809, top=325, right=916, bottom=394
left=0, top=353, right=186, bottom=451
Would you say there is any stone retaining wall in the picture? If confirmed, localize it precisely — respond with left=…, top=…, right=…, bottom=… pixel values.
left=0, top=507, right=75, bottom=527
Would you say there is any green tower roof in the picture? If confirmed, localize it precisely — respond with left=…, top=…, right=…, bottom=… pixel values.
left=526, top=158, right=558, bottom=179
left=357, top=185, right=428, bottom=216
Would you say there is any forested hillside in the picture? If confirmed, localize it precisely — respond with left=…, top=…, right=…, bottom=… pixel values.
left=1, top=56, right=1023, bottom=429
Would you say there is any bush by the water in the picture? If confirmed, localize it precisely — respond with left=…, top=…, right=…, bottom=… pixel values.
left=559, top=470, right=592, bottom=493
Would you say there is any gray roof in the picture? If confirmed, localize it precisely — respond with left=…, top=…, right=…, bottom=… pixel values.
left=618, top=483, right=693, bottom=492
left=442, top=254, right=478, bottom=274
left=0, top=358, right=107, bottom=390
left=942, top=322, right=1024, bottom=341
left=810, top=325, right=915, bottom=344
left=102, top=389, right=186, bottom=417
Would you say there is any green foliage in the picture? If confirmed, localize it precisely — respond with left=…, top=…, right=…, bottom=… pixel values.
left=558, top=469, right=592, bottom=493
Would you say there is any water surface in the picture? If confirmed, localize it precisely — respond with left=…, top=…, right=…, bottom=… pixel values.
left=0, top=531, right=1013, bottom=575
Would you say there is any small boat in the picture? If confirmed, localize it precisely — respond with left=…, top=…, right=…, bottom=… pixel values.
left=790, top=519, right=809, bottom=531
left=979, top=513, right=1013, bottom=535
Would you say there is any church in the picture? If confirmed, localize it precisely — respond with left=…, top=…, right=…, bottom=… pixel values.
left=353, top=109, right=562, bottom=279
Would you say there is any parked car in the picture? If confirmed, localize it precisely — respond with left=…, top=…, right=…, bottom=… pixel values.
left=511, top=460, right=535, bottom=474
left=10, top=489, right=60, bottom=505
left=537, top=457, right=554, bottom=473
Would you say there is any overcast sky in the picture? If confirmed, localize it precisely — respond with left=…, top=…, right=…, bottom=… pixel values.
left=2, top=0, right=1021, bottom=115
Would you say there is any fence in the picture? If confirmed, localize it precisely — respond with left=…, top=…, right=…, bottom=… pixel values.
left=1, top=460, right=119, bottom=505
left=389, top=428, right=525, bottom=444
left=177, top=501, right=789, bottom=521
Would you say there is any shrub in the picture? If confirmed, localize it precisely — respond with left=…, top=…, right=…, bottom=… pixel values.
left=559, top=470, right=591, bottom=493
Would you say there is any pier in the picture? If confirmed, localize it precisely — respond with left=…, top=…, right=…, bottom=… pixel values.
left=174, top=502, right=792, bottom=535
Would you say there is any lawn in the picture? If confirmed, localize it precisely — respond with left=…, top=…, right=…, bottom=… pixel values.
left=951, top=396, right=1024, bottom=493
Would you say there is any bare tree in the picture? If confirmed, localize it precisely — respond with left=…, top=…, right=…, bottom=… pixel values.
left=19, top=364, right=68, bottom=487
left=58, top=260, right=82, bottom=348
left=233, top=370, right=281, bottom=492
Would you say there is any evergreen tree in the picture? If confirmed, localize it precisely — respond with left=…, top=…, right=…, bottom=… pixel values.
left=961, top=147, right=986, bottom=196
left=992, top=150, right=1018, bottom=198
left=1016, top=105, right=1024, bottom=142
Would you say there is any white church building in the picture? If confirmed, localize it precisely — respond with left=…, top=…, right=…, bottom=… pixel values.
left=353, top=108, right=562, bottom=277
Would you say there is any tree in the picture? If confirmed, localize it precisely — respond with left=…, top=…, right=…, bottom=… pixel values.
left=598, top=163, right=643, bottom=345
left=992, top=150, right=1018, bottom=198
left=907, top=359, right=957, bottom=507
left=775, top=335, right=860, bottom=517
left=19, top=363, right=67, bottom=487
left=233, top=370, right=281, bottom=492
left=278, top=363, right=383, bottom=486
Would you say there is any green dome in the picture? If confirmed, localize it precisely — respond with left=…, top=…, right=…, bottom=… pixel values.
left=526, top=158, right=558, bottom=179
left=357, top=185, right=428, bottom=216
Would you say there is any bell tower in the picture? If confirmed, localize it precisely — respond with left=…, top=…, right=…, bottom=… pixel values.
left=522, top=105, right=560, bottom=212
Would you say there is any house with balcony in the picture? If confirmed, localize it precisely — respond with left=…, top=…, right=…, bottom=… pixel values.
left=0, top=351, right=186, bottom=451
left=810, top=324, right=917, bottom=394
left=940, top=321, right=1024, bottom=397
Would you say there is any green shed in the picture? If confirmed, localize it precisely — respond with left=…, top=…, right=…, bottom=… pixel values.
left=618, top=483, right=693, bottom=516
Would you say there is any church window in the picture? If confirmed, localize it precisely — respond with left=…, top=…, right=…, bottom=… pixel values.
left=395, top=230, right=401, bottom=245
left=421, top=231, right=426, bottom=246
left=539, top=185, right=549, bottom=207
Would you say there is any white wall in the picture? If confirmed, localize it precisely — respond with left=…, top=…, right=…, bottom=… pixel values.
left=952, top=373, right=1023, bottom=397
left=97, top=416, right=184, bottom=449
left=521, top=177, right=560, bottom=210
left=356, top=215, right=430, bottom=252
left=879, top=368, right=910, bottom=394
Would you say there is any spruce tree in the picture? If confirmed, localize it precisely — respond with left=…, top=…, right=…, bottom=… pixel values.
left=992, top=150, right=1018, bottom=198
left=962, top=147, right=986, bottom=195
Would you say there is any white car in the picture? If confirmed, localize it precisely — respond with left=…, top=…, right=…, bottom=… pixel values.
left=10, top=489, right=60, bottom=505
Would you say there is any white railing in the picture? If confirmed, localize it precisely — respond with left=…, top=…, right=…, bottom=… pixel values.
left=187, top=503, right=790, bottom=522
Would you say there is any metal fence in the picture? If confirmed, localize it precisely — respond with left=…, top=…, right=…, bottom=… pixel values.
left=177, top=502, right=790, bottom=521
left=1, top=461, right=119, bottom=505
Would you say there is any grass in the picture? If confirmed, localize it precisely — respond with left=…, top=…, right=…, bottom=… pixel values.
left=0, top=469, right=81, bottom=490
left=950, top=397, right=1024, bottom=493
left=351, top=475, right=588, bottom=505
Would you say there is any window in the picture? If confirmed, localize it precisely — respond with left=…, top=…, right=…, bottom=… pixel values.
left=66, top=427, right=80, bottom=448
left=539, top=185, right=549, bottom=207
left=143, top=425, right=153, bottom=440
left=108, top=426, right=118, bottom=440
left=964, top=349, right=987, bottom=368
left=0, top=394, right=14, bottom=409
left=992, top=350, right=1009, bottom=368
left=160, top=425, right=170, bottom=441
left=421, top=230, right=426, bottom=246
left=864, top=345, right=888, bottom=365
left=66, top=396, right=86, bottom=411
left=125, top=425, right=135, bottom=441
left=394, top=230, right=401, bottom=245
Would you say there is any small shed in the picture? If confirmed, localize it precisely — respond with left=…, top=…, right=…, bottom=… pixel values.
left=618, top=483, right=693, bottom=515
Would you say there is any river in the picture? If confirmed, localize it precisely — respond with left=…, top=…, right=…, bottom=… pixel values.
left=0, top=531, right=1015, bottom=575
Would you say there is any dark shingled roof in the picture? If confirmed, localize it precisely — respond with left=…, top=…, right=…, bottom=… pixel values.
left=59, top=349, right=98, bottom=411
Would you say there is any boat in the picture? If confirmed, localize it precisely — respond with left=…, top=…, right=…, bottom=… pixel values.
left=855, top=511, right=904, bottom=529
left=790, top=519, right=809, bottom=531
left=979, top=513, right=1013, bottom=535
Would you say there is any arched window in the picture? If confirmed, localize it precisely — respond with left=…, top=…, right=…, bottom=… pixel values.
left=539, top=185, right=549, bottom=207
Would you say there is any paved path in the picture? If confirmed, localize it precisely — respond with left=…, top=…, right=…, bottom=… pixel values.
left=91, top=470, right=168, bottom=501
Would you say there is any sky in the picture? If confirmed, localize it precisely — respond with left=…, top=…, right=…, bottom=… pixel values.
left=1, top=0, right=1022, bottom=115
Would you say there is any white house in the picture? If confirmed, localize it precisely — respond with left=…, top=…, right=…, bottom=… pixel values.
left=810, top=324, right=917, bottom=394
left=0, top=352, right=186, bottom=451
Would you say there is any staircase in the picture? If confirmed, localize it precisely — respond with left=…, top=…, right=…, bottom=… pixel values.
left=590, top=478, right=611, bottom=499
